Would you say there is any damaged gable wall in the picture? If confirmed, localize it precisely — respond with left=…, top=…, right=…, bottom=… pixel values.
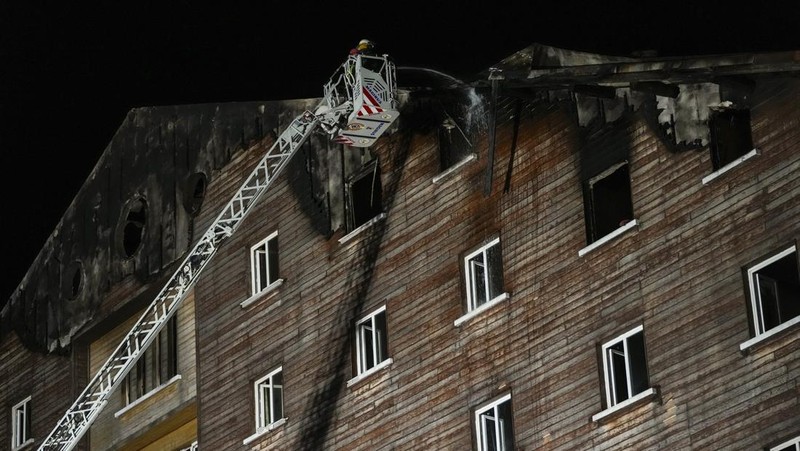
left=0, top=99, right=319, bottom=353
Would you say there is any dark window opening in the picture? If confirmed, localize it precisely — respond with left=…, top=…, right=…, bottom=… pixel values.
left=122, top=198, right=147, bottom=258
left=438, top=116, right=472, bottom=172
left=585, top=162, right=634, bottom=244
left=185, top=172, right=208, bottom=216
left=346, top=161, right=382, bottom=232
left=709, top=108, right=753, bottom=171
left=122, top=315, right=178, bottom=405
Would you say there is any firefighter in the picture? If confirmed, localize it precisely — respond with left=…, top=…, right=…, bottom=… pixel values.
left=350, top=39, right=376, bottom=56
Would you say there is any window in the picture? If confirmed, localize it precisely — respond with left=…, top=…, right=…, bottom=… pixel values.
left=584, top=161, right=634, bottom=244
left=745, top=245, right=800, bottom=337
left=346, top=160, right=382, bottom=232
left=772, top=435, right=800, bottom=451
left=355, top=306, right=389, bottom=376
left=122, top=316, right=178, bottom=405
left=601, top=325, right=650, bottom=409
left=250, top=231, right=279, bottom=295
left=464, top=238, right=505, bottom=313
left=254, top=367, right=284, bottom=432
left=474, top=393, right=515, bottom=451
left=11, top=396, right=31, bottom=450
left=709, top=107, right=753, bottom=171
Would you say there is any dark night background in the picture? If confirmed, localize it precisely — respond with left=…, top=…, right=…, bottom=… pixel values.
left=1, top=1, right=799, bottom=306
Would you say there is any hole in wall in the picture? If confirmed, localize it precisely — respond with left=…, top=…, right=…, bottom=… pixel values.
left=119, top=197, right=147, bottom=258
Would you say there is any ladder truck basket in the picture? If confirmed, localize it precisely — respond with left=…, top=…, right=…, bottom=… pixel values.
left=330, top=54, right=399, bottom=147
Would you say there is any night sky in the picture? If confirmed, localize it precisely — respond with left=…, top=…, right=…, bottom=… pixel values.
left=1, top=1, right=799, bottom=305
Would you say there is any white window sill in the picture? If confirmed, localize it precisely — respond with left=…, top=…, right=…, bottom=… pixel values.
left=454, top=292, right=510, bottom=327
left=740, top=315, right=800, bottom=352
left=338, top=213, right=387, bottom=244
left=240, top=279, right=285, bottom=309
left=578, top=219, right=639, bottom=257
left=346, top=358, right=394, bottom=387
left=591, top=387, right=657, bottom=423
left=114, top=374, right=182, bottom=418
left=432, top=154, right=477, bottom=184
left=12, top=438, right=34, bottom=451
left=242, top=417, right=287, bottom=445
left=701, top=148, right=760, bottom=185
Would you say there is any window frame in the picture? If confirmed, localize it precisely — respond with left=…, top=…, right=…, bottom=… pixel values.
left=345, top=159, right=383, bottom=233
left=250, top=231, right=280, bottom=296
left=584, top=160, right=636, bottom=246
left=600, top=325, right=650, bottom=409
left=473, top=393, right=515, bottom=451
left=463, top=237, right=506, bottom=314
left=11, top=396, right=32, bottom=450
left=709, top=106, right=754, bottom=172
left=254, top=366, right=285, bottom=433
left=354, top=306, right=389, bottom=377
left=740, top=244, right=800, bottom=351
left=122, top=315, right=178, bottom=406
left=771, top=435, right=800, bottom=451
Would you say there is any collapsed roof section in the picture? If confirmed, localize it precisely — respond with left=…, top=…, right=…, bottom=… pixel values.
left=475, top=43, right=800, bottom=150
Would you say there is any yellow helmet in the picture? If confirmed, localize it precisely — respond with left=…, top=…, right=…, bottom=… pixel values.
left=357, top=39, right=373, bottom=51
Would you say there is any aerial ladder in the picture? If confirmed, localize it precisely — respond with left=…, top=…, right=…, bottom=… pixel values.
left=39, top=51, right=399, bottom=451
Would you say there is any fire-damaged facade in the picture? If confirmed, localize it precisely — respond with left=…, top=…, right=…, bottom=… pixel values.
left=1, top=43, right=800, bottom=450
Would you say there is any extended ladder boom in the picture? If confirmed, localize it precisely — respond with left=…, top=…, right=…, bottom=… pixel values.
left=39, top=53, right=398, bottom=451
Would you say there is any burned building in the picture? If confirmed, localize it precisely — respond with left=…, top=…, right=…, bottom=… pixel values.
left=2, top=43, right=800, bottom=450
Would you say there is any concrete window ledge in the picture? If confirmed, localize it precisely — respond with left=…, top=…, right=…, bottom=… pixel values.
left=740, top=315, right=800, bottom=352
left=702, top=148, right=760, bottom=185
left=12, top=438, right=34, bottom=451
left=578, top=220, right=639, bottom=257
left=454, top=293, right=510, bottom=327
left=114, top=374, right=182, bottom=418
left=346, top=358, right=393, bottom=388
left=242, top=418, right=287, bottom=445
left=240, top=279, right=284, bottom=309
left=591, top=387, right=657, bottom=423
left=338, top=213, right=387, bottom=244
left=432, top=154, right=477, bottom=184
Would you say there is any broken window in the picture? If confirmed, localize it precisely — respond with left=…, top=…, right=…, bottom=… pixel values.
left=346, top=160, right=382, bottom=232
left=65, top=260, right=83, bottom=300
left=121, top=197, right=147, bottom=258
left=184, top=172, right=207, bottom=216
left=464, top=238, right=505, bottom=313
left=745, top=245, right=800, bottom=337
left=11, top=396, right=31, bottom=450
left=354, top=306, right=389, bottom=376
left=122, top=315, right=178, bottom=405
left=772, top=435, right=800, bottom=451
left=601, top=325, right=650, bottom=409
left=709, top=108, right=753, bottom=171
left=254, top=367, right=284, bottom=432
left=584, top=161, right=634, bottom=244
left=438, top=116, right=472, bottom=172
left=474, top=393, right=515, bottom=451
left=250, top=231, right=280, bottom=295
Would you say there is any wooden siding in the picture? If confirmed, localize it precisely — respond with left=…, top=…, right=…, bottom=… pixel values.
left=193, top=77, right=800, bottom=450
